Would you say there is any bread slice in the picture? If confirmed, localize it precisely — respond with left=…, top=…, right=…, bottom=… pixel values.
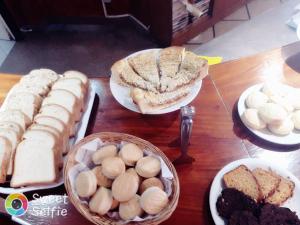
left=5, top=92, right=42, bottom=121
left=159, top=46, right=185, bottom=92
left=128, top=51, right=160, bottom=89
left=42, top=89, right=80, bottom=121
left=21, top=69, right=58, bottom=87
left=252, top=168, right=281, bottom=199
left=265, top=177, right=295, bottom=205
left=34, top=115, right=69, bottom=154
left=111, top=59, right=159, bottom=93
left=39, top=104, right=74, bottom=137
left=131, top=86, right=191, bottom=114
left=0, top=137, right=12, bottom=183
left=223, top=165, right=262, bottom=201
left=10, top=139, right=57, bottom=187
left=0, top=109, right=31, bottom=130
left=0, top=128, right=20, bottom=175
left=10, top=83, right=49, bottom=97
left=0, top=121, right=24, bottom=137
left=52, top=78, right=85, bottom=110
left=64, top=70, right=89, bottom=90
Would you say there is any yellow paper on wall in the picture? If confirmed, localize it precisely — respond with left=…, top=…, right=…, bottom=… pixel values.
left=199, top=56, right=223, bottom=65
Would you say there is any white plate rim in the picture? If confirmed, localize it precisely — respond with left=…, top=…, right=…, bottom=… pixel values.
left=209, top=158, right=300, bottom=225
left=0, top=80, right=97, bottom=194
left=237, top=83, right=300, bottom=145
left=109, top=48, right=203, bottom=114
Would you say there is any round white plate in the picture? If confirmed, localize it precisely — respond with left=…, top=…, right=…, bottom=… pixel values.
left=110, top=49, right=203, bottom=114
left=209, top=158, right=300, bottom=225
left=237, top=83, right=300, bottom=145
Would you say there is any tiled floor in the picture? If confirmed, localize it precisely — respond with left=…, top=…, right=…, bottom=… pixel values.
left=187, top=0, right=294, bottom=45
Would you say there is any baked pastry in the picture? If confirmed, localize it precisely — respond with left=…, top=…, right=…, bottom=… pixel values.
left=292, top=110, right=300, bottom=130
left=75, top=170, right=97, bottom=198
left=258, top=103, right=287, bottom=125
left=140, top=187, right=168, bottom=215
left=110, top=198, right=119, bottom=210
left=119, top=195, right=143, bottom=220
left=241, top=109, right=266, bottom=130
left=0, top=137, right=12, bottom=183
left=245, top=91, right=268, bottom=109
left=101, top=157, right=125, bottom=179
left=92, top=166, right=113, bottom=188
left=119, top=143, right=143, bottom=166
left=92, top=145, right=118, bottom=165
left=128, top=51, right=160, bottom=89
left=261, top=82, right=287, bottom=98
left=252, top=168, right=280, bottom=199
left=223, top=165, right=261, bottom=201
left=11, top=139, right=57, bottom=187
left=89, top=187, right=113, bottom=216
left=112, top=173, right=139, bottom=202
left=139, top=177, right=164, bottom=194
left=269, top=95, right=294, bottom=113
left=268, top=118, right=294, bottom=136
left=265, top=177, right=295, bottom=205
left=126, top=168, right=142, bottom=185
left=136, top=156, right=161, bottom=178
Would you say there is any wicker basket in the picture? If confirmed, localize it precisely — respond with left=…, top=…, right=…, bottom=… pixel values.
left=64, top=132, right=180, bottom=225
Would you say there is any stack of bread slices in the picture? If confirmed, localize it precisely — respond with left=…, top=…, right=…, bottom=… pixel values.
left=0, top=69, right=88, bottom=187
left=111, top=46, right=208, bottom=113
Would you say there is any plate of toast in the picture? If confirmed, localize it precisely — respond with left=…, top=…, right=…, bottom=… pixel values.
left=210, top=158, right=300, bottom=225
left=238, top=82, right=300, bottom=145
left=110, top=47, right=208, bottom=114
left=0, top=69, right=96, bottom=194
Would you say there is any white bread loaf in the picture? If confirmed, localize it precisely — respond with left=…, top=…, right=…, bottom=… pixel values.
left=10, top=83, right=49, bottom=97
left=10, top=139, right=57, bottom=187
left=21, top=69, right=58, bottom=87
left=63, top=70, right=89, bottom=90
left=0, top=109, right=31, bottom=130
left=0, top=128, right=20, bottom=175
left=0, top=121, right=24, bottom=137
left=0, top=136, right=12, bottom=183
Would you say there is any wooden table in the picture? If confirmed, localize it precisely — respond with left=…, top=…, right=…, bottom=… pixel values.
left=0, top=42, right=300, bottom=225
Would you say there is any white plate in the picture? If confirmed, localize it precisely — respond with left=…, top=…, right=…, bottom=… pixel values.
left=110, top=48, right=203, bottom=114
left=209, top=158, right=300, bottom=225
left=237, top=83, right=300, bottom=145
left=0, top=80, right=97, bottom=194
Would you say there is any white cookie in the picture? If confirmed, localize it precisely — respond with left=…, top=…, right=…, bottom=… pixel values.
left=245, top=91, right=268, bottom=109
left=258, top=103, right=287, bottom=125
left=241, top=109, right=266, bottom=130
left=268, top=118, right=294, bottom=136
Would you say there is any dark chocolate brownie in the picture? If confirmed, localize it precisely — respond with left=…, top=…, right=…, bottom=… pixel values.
left=229, top=211, right=259, bottom=225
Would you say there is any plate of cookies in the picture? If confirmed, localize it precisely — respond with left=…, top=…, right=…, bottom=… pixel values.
left=0, top=69, right=96, bottom=194
left=209, top=158, right=300, bottom=225
left=238, top=82, right=300, bottom=145
left=110, top=47, right=208, bottom=114
left=64, top=132, right=179, bottom=225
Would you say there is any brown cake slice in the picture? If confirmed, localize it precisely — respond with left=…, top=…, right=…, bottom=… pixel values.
left=252, top=168, right=281, bottom=199
left=223, top=165, right=262, bottom=201
left=265, top=176, right=295, bottom=205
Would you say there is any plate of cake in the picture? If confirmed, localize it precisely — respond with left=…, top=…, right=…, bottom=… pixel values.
left=238, top=82, right=300, bottom=145
left=110, top=47, right=208, bottom=114
left=209, top=158, right=300, bottom=225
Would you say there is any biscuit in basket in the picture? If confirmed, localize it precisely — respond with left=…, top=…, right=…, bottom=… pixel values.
left=140, top=187, right=169, bottom=215
left=0, top=136, right=12, bottom=183
left=112, top=173, right=139, bottom=202
left=223, top=165, right=262, bottom=201
left=92, top=166, right=112, bottom=188
left=119, top=143, right=143, bottom=166
left=136, top=156, right=161, bottom=178
left=139, top=177, right=164, bottom=194
left=101, top=157, right=125, bottom=179
left=92, top=145, right=118, bottom=165
left=89, top=187, right=113, bottom=215
left=75, top=170, right=98, bottom=198
left=119, top=194, right=143, bottom=220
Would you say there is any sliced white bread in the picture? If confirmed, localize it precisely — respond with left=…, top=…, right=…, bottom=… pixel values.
left=20, top=69, right=59, bottom=88
left=0, top=128, right=20, bottom=175
left=0, top=137, right=12, bottom=183
left=52, top=78, right=85, bottom=110
left=63, top=70, right=89, bottom=90
left=42, top=89, right=80, bottom=121
left=10, top=83, right=49, bottom=97
left=10, top=139, right=57, bottom=188
left=34, top=115, right=69, bottom=154
left=0, top=121, right=24, bottom=137
left=39, top=104, right=75, bottom=137
left=5, top=92, right=42, bottom=121
left=0, top=109, right=31, bottom=130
